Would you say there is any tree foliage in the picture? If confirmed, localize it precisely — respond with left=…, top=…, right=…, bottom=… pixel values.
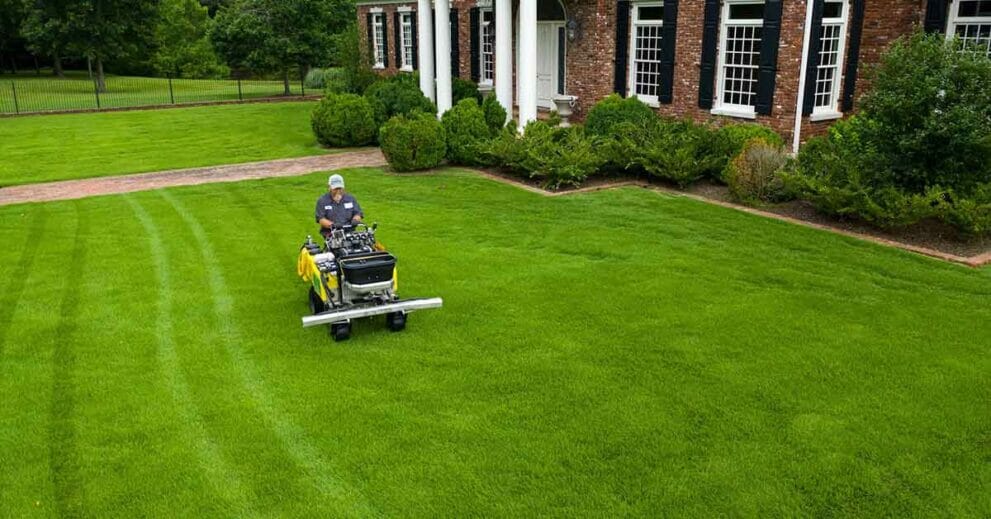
left=151, top=0, right=228, bottom=78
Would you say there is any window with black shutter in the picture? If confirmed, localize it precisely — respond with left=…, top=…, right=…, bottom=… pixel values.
left=614, top=0, right=631, bottom=96
left=697, top=0, right=720, bottom=108
left=841, top=0, right=864, bottom=111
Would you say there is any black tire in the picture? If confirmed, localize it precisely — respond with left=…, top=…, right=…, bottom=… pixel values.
left=308, top=287, right=325, bottom=315
left=386, top=311, right=406, bottom=332
left=331, top=322, right=351, bottom=342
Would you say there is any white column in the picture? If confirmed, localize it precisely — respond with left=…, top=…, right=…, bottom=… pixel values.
left=417, top=0, right=435, bottom=102
left=495, top=0, right=513, bottom=121
left=517, top=0, right=538, bottom=128
left=434, top=0, right=453, bottom=115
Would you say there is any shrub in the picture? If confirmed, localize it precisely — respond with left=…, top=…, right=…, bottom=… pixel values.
left=859, top=31, right=991, bottom=194
left=453, top=77, right=481, bottom=104
left=710, top=123, right=785, bottom=181
left=480, top=93, right=508, bottom=136
left=364, top=73, right=437, bottom=126
left=379, top=112, right=447, bottom=171
left=610, top=119, right=720, bottom=187
left=304, top=68, right=331, bottom=89
left=330, top=24, right=379, bottom=94
left=585, top=94, right=657, bottom=137
left=482, top=121, right=604, bottom=189
left=726, top=138, right=793, bottom=204
left=311, top=93, right=378, bottom=147
left=441, top=98, right=491, bottom=165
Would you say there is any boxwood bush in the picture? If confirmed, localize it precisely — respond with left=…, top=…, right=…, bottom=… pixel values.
left=585, top=94, right=657, bottom=137
left=710, top=123, right=785, bottom=181
left=364, top=73, right=437, bottom=126
left=441, top=98, right=491, bottom=165
left=481, top=93, right=509, bottom=136
left=311, top=93, right=378, bottom=147
left=379, top=112, right=447, bottom=172
left=453, top=77, right=481, bottom=104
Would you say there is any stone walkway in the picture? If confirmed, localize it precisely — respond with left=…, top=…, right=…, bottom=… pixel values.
left=0, top=148, right=386, bottom=206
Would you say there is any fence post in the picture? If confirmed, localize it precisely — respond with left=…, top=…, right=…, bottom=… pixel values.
left=237, top=78, right=243, bottom=101
left=10, top=81, right=19, bottom=114
left=168, top=75, right=175, bottom=104
left=93, top=77, right=101, bottom=109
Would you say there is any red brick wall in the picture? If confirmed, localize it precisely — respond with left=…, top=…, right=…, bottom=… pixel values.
left=358, top=0, right=929, bottom=144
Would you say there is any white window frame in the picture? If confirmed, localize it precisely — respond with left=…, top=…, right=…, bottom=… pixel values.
left=627, top=1, right=665, bottom=107
left=479, top=8, right=495, bottom=85
left=810, top=0, right=848, bottom=121
left=712, top=0, right=765, bottom=119
left=946, top=0, right=991, bottom=58
left=399, top=11, right=415, bottom=71
left=371, top=12, right=386, bottom=69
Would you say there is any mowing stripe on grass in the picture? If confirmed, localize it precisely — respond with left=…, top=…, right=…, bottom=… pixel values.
left=0, top=208, right=48, bottom=355
left=48, top=201, right=86, bottom=517
left=126, top=195, right=260, bottom=518
left=160, top=189, right=376, bottom=516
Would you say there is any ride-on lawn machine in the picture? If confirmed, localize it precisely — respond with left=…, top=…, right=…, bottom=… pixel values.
left=296, top=223, right=443, bottom=341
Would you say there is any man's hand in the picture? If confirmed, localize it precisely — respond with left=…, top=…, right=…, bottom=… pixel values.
left=319, top=218, right=334, bottom=229
left=352, top=215, right=363, bottom=223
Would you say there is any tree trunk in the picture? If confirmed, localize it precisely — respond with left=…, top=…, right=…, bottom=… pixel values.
left=87, top=56, right=93, bottom=79
left=10, top=56, right=17, bottom=74
left=282, top=68, right=291, bottom=96
left=53, top=54, right=64, bottom=78
left=96, top=58, right=106, bottom=93
left=33, top=55, right=40, bottom=75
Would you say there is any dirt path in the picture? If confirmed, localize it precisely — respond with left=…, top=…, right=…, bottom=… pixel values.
left=0, top=149, right=386, bottom=206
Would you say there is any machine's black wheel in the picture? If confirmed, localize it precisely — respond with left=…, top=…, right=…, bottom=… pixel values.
left=386, top=311, right=407, bottom=332
left=331, top=322, right=351, bottom=342
left=308, top=287, right=325, bottom=315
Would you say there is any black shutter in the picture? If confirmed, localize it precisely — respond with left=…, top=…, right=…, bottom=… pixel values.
left=614, top=0, right=631, bottom=96
left=755, top=0, right=782, bottom=115
left=841, top=0, right=865, bottom=111
left=394, top=12, right=403, bottom=69
left=470, top=8, right=481, bottom=83
left=924, top=0, right=949, bottom=33
left=698, top=0, right=720, bottom=108
left=411, top=13, right=418, bottom=69
left=802, top=0, right=826, bottom=116
left=382, top=14, right=389, bottom=68
left=558, top=27, right=565, bottom=94
left=450, top=9, right=460, bottom=78
left=366, top=13, right=374, bottom=61
left=659, top=0, right=679, bottom=104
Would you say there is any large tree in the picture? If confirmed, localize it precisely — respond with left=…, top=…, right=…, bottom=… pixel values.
left=151, top=0, right=228, bottom=78
left=211, top=0, right=353, bottom=94
left=66, top=0, right=159, bottom=91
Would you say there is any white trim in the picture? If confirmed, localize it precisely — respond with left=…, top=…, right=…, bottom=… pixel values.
left=809, top=110, right=843, bottom=122
left=627, top=1, right=665, bottom=107
left=713, top=0, right=764, bottom=116
left=358, top=0, right=411, bottom=5
left=710, top=107, right=757, bottom=119
left=810, top=1, right=849, bottom=116
left=399, top=11, right=415, bottom=71
left=396, top=6, right=413, bottom=12
left=369, top=7, right=384, bottom=13
left=371, top=12, right=386, bottom=68
left=793, top=0, right=815, bottom=153
left=945, top=0, right=991, bottom=57
left=479, top=7, right=495, bottom=85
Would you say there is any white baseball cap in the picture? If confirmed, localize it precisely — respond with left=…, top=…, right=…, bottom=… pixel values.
left=328, top=174, right=345, bottom=189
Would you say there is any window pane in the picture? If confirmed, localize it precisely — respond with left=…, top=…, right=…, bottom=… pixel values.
left=822, top=1, right=843, bottom=18
left=638, top=5, right=664, bottom=20
left=729, top=3, right=764, bottom=20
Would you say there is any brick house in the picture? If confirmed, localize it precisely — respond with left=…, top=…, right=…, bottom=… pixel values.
left=355, top=0, right=990, bottom=149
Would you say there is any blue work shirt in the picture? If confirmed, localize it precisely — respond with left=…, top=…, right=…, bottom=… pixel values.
left=315, top=192, right=364, bottom=227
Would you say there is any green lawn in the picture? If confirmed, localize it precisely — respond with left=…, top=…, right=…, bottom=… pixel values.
left=0, top=167, right=988, bottom=516
left=0, top=101, right=325, bottom=187
left=0, top=72, right=304, bottom=114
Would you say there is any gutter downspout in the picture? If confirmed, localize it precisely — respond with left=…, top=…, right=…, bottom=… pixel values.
left=793, top=0, right=817, bottom=154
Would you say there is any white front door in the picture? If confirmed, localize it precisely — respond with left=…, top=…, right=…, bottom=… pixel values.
left=536, top=23, right=562, bottom=109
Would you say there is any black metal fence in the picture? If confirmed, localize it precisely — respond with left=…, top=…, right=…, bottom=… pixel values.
left=0, top=74, right=310, bottom=115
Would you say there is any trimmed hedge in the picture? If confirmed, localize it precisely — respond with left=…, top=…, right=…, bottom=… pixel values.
left=379, top=112, right=447, bottom=172
left=441, top=98, right=491, bottom=165
left=585, top=94, right=657, bottom=136
left=482, top=121, right=604, bottom=189
left=311, top=93, right=377, bottom=147
left=364, top=74, right=437, bottom=126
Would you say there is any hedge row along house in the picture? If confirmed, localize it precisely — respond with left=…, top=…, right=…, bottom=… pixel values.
left=356, top=0, right=991, bottom=150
